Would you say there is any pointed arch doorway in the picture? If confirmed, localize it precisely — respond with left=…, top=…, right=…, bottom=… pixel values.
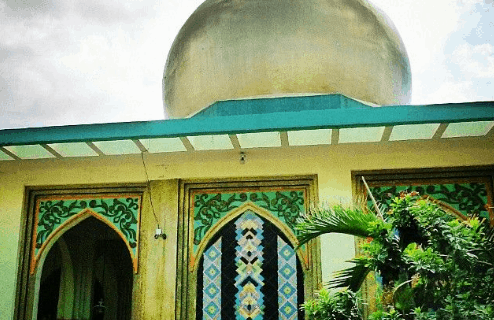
left=36, top=217, right=133, bottom=320
left=196, top=209, right=304, bottom=319
left=177, top=177, right=321, bottom=320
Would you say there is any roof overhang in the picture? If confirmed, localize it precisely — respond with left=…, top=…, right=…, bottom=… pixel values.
left=1, top=95, right=493, bottom=161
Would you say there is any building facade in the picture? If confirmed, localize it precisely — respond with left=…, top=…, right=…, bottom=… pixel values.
left=1, top=0, right=493, bottom=319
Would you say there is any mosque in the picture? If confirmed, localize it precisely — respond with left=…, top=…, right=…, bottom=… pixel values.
left=1, top=0, right=493, bottom=319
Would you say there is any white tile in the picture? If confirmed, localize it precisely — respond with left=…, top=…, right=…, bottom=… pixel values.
left=48, top=142, right=98, bottom=157
left=92, top=140, right=141, bottom=155
left=188, top=135, right=233, bottom=150
left=237, top=132, right=282, bottom=148
left=338, top=127, right=385, bottom=143
left=139, top=138, right=186, bottom=153
left=389, top=123, right=440, bottom=141
left=442, top=121, right=494, bottom=138
left=288, top=129, right=331, bottom=146
left=3, top=145, right=55, bottom=159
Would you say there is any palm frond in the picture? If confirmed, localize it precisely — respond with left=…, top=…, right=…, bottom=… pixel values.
left=484, top=224, right=494, bottom=260
left=296, top=205, right=379, bottom=247
left=486, top=224, right=494, bottom=243
left=328, top=258, right=371, bottom=292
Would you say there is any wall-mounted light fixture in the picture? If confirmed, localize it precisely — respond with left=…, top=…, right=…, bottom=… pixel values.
left=154, top=228, right=167, bottom=240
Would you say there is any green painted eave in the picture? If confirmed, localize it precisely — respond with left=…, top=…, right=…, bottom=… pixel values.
left=194, top=94, right=373, bottom=117
left=0, top=96, right=493, bottom=147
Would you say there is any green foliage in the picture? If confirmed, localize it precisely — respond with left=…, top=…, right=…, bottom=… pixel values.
left=297, top=192, right=494, bottom=320
left=302, top=288, right=363, bottom=320
left=412, top=308, right=436, bottom=320
left=359, top=224, right=401, bottom=285
left=328, top=258, right=370, bottom=292
left=403, top=243, right=445, bottom=276
left=296, top=204, right=380, bottom=247
left=369, top=308, right=405, bottom=320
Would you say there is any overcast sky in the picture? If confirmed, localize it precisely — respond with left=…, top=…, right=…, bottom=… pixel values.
left=0, top=0, right=493, bottom=130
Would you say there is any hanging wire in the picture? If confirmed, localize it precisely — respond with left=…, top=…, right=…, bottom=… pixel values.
left=140, top=150, right=161, bottom=229
left=362, top=176, right=383, bottom=220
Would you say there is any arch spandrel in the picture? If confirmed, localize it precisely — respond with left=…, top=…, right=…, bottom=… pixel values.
left=191, top=189, right=306, bottom=253
left=31, top=195, right=142, bottom=274
left=368, top=182, right=491, bottom=222
left=179, top=178, right=320, bottom=320
left=192, top=203, right=309, bottom=272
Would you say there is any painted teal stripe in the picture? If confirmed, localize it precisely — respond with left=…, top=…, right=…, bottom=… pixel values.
left=1, top=99, right=493, bottom=146
left=194, top=94, right=366, bottom=117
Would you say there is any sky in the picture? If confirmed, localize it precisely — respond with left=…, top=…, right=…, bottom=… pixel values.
left=0, top=0, right=493, bottom=130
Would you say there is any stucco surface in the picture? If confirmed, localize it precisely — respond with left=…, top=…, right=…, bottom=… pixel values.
left=1, top=136, right=493, bottom=318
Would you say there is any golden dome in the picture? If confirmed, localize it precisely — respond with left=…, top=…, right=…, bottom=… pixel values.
left=163, top=0, right=412, bottom=118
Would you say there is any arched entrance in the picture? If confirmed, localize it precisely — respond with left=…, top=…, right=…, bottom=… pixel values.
left=37, top=217, right=133, bottom=320
left=196, top=210, right=304, bottom=319
left=37, top=244, right=62, bottom=320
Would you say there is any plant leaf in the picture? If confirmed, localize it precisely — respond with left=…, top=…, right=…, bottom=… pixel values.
left=296, top=205, right=379, bottom=247
left=328, top=258, right=371, bottom=292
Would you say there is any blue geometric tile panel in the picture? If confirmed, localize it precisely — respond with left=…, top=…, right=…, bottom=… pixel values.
left=196, top=210, right=304, bottom=319
left=203, top=237, right=222, bottom=320
left=235, top=212, right=265, bottom=319
left=278, top=236, right=298, bottom=320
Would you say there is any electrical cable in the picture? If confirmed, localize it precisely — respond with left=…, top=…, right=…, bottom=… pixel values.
left=140, top=150, right=160, bottom=229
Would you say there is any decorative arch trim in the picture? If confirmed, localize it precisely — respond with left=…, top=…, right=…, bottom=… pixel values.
left=353, top=168, right=494, bottom=315
left=366, top=182, right=491, bottom=222
left=422, top=195, right=467, bottom=221
left=191, top=189, right=306, bottom=254
left=192, top=202, right=308, bottom=272
left=177, top=177, right=321, bottom=320
left=31, top=194, right=142, bottom=274
left=196, top=209, right=305, bottom=320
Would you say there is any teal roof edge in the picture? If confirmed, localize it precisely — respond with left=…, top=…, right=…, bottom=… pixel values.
left=1, top=99, right=493, bottom=146
left=194, top=94, right=370, bottom=117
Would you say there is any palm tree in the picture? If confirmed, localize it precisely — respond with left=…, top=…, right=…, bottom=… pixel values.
left=296, top=204, right=380, bottom=292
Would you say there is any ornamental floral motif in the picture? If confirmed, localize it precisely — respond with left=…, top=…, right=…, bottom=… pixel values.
left=369, top=183, right=489, bottom=220
left=193, top=190, right=305, bottom=248
left=36, top=197, right=140, bottom=253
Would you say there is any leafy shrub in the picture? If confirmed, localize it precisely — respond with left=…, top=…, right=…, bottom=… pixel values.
left=302, top=288, right=362, bottom=320
left=297, top=192, right=494, bottom=320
